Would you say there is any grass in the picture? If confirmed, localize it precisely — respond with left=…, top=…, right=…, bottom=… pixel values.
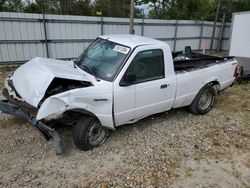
left=217, top=83, right=250, bottom=129
left=233, top=170, right=241, bottom=179
left=0, top=65, right=19, bottom=90
left=0, top=80, right=4, bottom=90
left=193, top=150, right=232, bottom=161
left=186, top=168, right=194, bottom=177
left=0, top=65, right=18, bottom=73
left=245, top=157, right=250, bottom=169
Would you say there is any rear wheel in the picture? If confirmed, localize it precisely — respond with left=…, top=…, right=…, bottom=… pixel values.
left=189, top=85, right=216, bottom=115
left=73, top=116, right=109, bottom=151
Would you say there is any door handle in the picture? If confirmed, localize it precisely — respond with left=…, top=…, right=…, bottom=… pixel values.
left=160, top=84, right=169, bottom=89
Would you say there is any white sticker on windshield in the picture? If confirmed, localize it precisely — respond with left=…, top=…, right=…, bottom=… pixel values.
left=106, top=73, right=112, bottom=78
left=113, top=45, right=130, bottom=54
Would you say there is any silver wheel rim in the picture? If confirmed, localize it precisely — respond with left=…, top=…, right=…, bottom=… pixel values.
left=198, top=91, right=213, bottom=111
left=87, top=121, right=107, bottom=146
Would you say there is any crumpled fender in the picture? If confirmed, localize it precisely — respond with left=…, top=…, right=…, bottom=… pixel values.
left=36, top=97, right=68, bottom=120
left=36, top=88, right=114, bottom=129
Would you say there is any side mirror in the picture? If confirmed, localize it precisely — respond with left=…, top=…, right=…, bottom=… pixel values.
left=120, top=74, right=136, bottom=86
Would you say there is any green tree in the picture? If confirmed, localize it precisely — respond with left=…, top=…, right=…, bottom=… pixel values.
left=221, top=0, right=250, bottom=21
left=144, top=0, right=215, bottom=20
left=94, top=0, right=142, bottom=18
left=94, top=0, right=130, bottom=17
left=2, top=0, right=250, bottom=20
left=24, top=0, right=93, bottom=15
left=0, top=0, right=6, bottom=11
left=67, top=0, right=92, bottom=16
left=24, top=0, right=60, bottom=14
left=0, top=0, right=24, bottom=12
left=139, top=0, right=250, bottom=21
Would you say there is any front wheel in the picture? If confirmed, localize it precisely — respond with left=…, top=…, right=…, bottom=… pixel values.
left=189, top=85, right=216, bottom=115
left=73, top=116, right=109, bottom=151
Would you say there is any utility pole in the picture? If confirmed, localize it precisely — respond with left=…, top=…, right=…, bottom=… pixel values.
left=129, top=0, right=135, bottom=34
left=210, top=0, right=221, bottom=50
left=217, top=13, right=225, bottom=53
left=141, top=8, right=145, bottom=36
left=42, top=0, right=49, bottom=58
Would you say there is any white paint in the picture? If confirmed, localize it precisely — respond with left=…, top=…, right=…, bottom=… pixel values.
left=100, top=34, right=165, bottom=49
left=229, top=11, right=250, bottom=58
left=7, top=35, right=237, bottom=130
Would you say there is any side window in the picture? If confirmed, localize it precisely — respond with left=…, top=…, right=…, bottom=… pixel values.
left=125, top=49, right=165, bottom=84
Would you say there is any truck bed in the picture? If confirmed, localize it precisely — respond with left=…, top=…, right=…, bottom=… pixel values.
left=173, top=52, right=234, bottom=74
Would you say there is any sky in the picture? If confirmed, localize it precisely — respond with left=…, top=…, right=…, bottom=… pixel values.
left=136, top=3, right=150, bottom=15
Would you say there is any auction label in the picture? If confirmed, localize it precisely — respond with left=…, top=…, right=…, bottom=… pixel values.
left=113, top=45, right=130, bottom=54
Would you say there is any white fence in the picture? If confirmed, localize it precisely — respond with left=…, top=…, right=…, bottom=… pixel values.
left=0, top=12, right=231, bottom=64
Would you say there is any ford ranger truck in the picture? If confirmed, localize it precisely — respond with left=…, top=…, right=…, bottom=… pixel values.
left=0, top=34, right=238, bottom=154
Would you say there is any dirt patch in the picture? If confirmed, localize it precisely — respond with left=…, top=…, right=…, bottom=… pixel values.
left=171, top=152, right=250, bottom=188
left=0, top=71, right=249, bottom=187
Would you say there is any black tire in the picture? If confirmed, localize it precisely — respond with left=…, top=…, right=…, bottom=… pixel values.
left=189, top=85, right=216, bottom=115
left=73, top=116, right=109, bottom=151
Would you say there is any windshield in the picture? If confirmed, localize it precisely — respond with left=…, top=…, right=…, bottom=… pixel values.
left=75, top=38, right=130, bottom=81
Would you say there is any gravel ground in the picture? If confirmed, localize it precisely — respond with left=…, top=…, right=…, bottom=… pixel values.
left=0, top=69, right=249, bottom=187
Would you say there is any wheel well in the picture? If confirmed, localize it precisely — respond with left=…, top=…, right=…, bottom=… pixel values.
left=59, top=109, right=100, bottom=126
left=207, top=81, right=220, bottom=94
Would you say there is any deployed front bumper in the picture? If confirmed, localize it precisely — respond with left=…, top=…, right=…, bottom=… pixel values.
left=0, top=100, right=62, bottom=155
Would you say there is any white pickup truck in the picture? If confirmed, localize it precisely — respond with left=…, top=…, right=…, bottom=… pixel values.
left=0, top=34, right=238, bottom=154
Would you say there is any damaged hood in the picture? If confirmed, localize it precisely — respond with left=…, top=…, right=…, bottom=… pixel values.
left=12, top=57, right=92, bottom=107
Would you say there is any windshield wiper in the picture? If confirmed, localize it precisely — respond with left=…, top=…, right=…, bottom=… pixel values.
left=79, top=63, right=100, bottom=82
left=73, top=59, right=77, bottom=68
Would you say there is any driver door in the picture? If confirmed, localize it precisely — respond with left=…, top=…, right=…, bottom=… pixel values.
left=113, top=46, right=176, bottom=126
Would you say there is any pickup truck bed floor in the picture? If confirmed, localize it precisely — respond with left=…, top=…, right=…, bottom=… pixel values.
left=173, top=52, right=234, bottom=73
